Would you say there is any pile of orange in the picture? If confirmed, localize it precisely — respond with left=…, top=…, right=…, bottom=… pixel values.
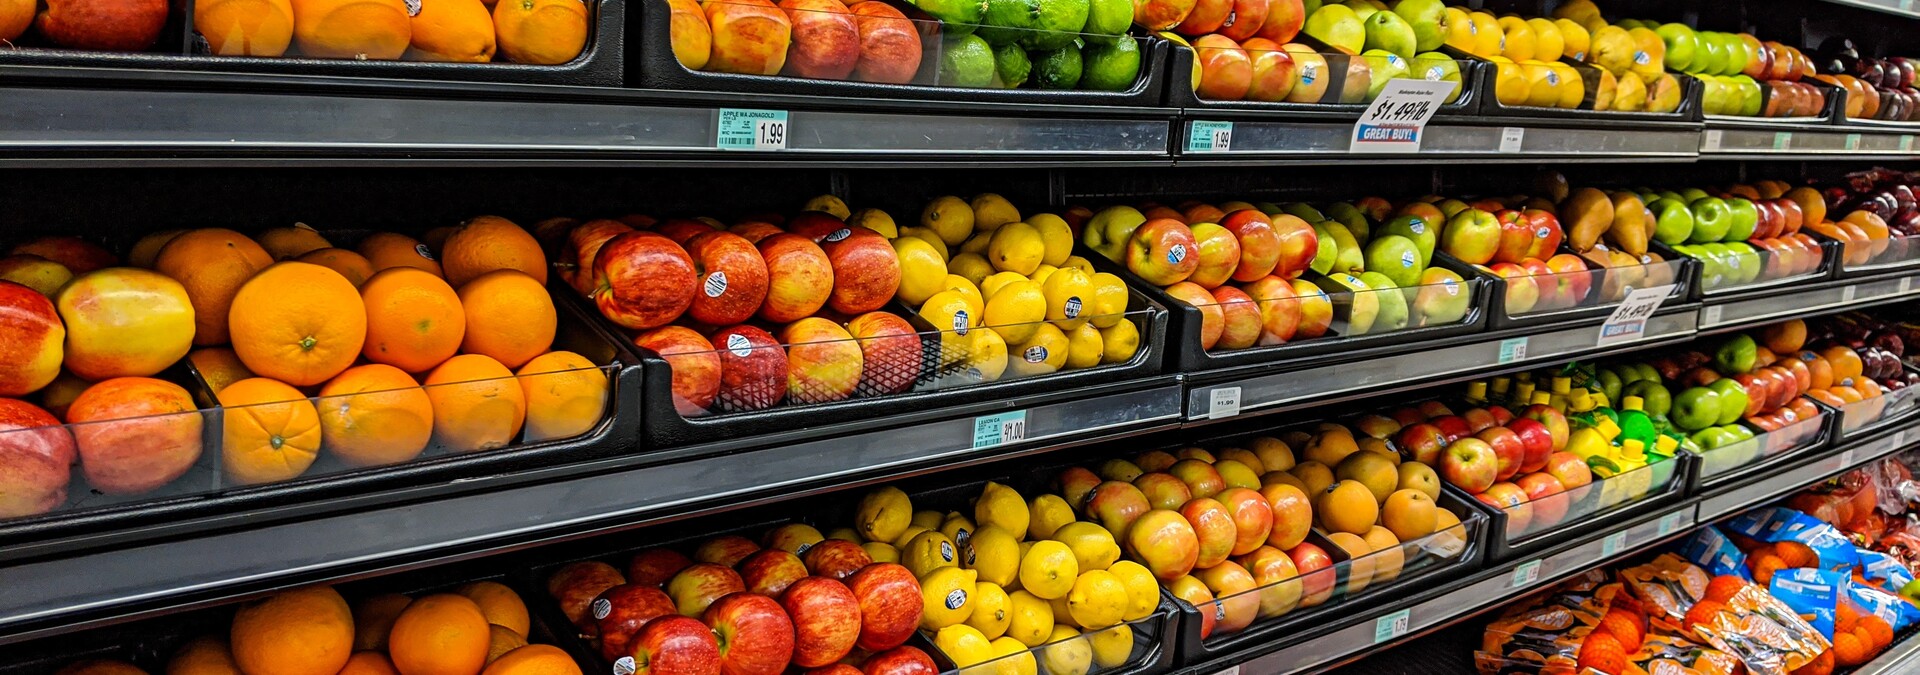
left=54, top=581, right=581, bottom=675
left=192, top=0, right=587, bottom=66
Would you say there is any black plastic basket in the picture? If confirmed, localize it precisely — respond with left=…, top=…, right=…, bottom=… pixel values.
left=1160, top=38, right=1483, bottom=116
left=1470, top=56, right=1706, bottom=125
left=1456, top=449, right=1695, bottom=564
left=1438, top=247, right=1694, bottom=331
left=1701, top=77, right=1846, bottom=127
left=1690, top=396, right=1840, bottom=493
left=1653, top=236, right=1842, bottom=303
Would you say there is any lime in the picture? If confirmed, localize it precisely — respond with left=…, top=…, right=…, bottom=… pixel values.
left=940, top=34, right=998, bottom=88
left=917, top=0, right=984, bottom=36
left=993, top=43, right=1033, bottom=87
left=978, top=0, right=1040, bottom=45
left=1079, top=37, right=1139, bottom=90
left=1021, top=0, right=1088, bottom=49
left=1031, top=45, right=1083, bottom=89
left=1083, top=0, right=1130, bottom=42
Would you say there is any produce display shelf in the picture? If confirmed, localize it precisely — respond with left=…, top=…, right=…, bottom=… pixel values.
left=1857, top=618, right=1920, bottom=675
left=1697, top=272, right=1920, bottom=332
left=1173, top=118, right=1704, bottom=163
left=1701, top=125, right=1920, bottom=159
left=1817, top=0, right=1920, bottom=20
left=0, top=379, right=1184, bottom=644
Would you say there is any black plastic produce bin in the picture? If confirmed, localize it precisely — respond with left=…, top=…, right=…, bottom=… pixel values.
left=1690, top=397, right=1838, bottom=491
left=1160, top=40, right=1482, bottom=115
left=1835, top=363, right=1920, bottom=441
left=1455, top=449, right=1694, bottom=564
left=1653, top=236, right=1841, bottom=302
left=1470, top=57, right=1705, bottom=125
left=1438, top=248, right=1693, bottom=331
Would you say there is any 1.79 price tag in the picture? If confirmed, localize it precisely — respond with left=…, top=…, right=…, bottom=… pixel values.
left=1351, top=79, right=1452, bottom=153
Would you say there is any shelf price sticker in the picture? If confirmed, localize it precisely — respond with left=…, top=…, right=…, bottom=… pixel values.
left=1499, top=127, right=1525, bottom=153
left=1350, top=79, right=1451, bottom=153
left=1497, top=337, right=1528, bottom=364
left=1511, top=560, right=1543, bottom=588
left=1840, top=448, right=1857, bottom=467
left=1703, top=130, right=1724, bottom=151
left=1847, top=133, right=1864, bottom=151
left=1903, top=136, right=1916, bottom=152
left=717, top=108, right=789, bottom=151
left=1702, top=304, right=1724, bottom=326
left=1188, top=121, right=1233, bottom=153
left=1842, top=285, right=1859, bottom=303
left=1772, top=132, right=1791, bottom=151
left=1373, top=608, right=1411, bottom=643
left=1212, top=667, right=1241, bottom=675
left=1596, top=284, right=1675, bottom=347
left=1601, top=531, right=1629, bottom=557
left=1900, top=277, right=1914, bottom=294
left=1659, top=511, right=1684, bottom=536
left=972, top=410, right=1028, bottom=450
left=1208, top=387, right=1242, bottom=420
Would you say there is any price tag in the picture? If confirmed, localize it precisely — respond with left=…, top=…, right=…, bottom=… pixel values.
left=1901, top=277, right=1914, bottom=294
left=1499, top=127, right=1525, bottom=153
left=1373, top=609, right=1411, bottom=643
left=1659, top=512, right=1684, bottom=536
left=1903, top=136, right=1916, bottom=152
left=717, top=109, right=788, bottom=151
left=971, top=410, right=1028, bottom=450
left=1601, top=531, right=1629, bottom=557
left=1351, top=79, right=1451, bottom=153
left=1187, top=121, right=1233, bottom=153
left=1498, top=337, right=1528, bottom=364
left=1703, top=130, right=1724, bottom=151
left=1511, top=560, right=1543, bottom=588
left=1772, top=131, right=1792, bottom=150
left=1208, top=387, right=1242, bottom=420
left=1213, top=667, right=1241, bottom=675
left=1896, top=430, right=1909, bottom=447
left=1703, top=304, right=1724, bottom=325
left=1847, top=133, right=1864, bottom=151
left=1597, top=285, right=1676, bottom=347
left=1842, top=285, right=1858, bottom=303
left=1841, top=448, right=1857, bottom=467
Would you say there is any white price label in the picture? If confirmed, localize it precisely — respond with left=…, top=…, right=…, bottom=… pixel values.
left=1659, top=512, right=1684, bottom=536
left=1900, top=277, right=1914, bottom=294
left=1208, top=387, right=1242, bottom=420
left=1374, top=609, right=1411, bottom=643
left=1499, top=127, right=1524, bottom=153
left=1498, top=337, right=1528, bottom=364
left=1601, top=531, right=1629, bottom=557
left=1703, top=130, right=1724, bottom=151
left=1703, top=305, right=1724, bottom=326
left=1842, top=285, right=1858, bottom=303
left=971, top=411, right=1028, bottom=450
left=1597, top=285, right=1675, bottom=346
left=1841, top=448, right=1857, bottom=467
left=1351, top=80, right=1452, bottom=153
left=1511, top=560, right=1542, bottom=588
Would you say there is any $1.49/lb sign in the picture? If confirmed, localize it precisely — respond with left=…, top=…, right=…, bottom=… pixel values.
left=1350, top=79, right=1451, bottom=153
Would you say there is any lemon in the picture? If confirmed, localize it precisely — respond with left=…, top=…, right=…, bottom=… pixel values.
left=1027, top=494, right=1075, bottom=540
left=891, top=524, right=931, bottom=548
left=825, top=527, right=863, bottom=543
left=1105, top=561, right=1158, bottom=621
left=983, top=280, right=1050, bottom=344
left=1019, top=540, right=1079, bottom=599
left=989, top=636, right=1039, bottom=675
left=1039, top=267, right=1093, bottom=331
left=961, top=231, right=993, bottom=256
left=1098, top=321, right=1139, bottom=365
left=918, top=290, right=976, bottom=364
left=976, top=482, right=1030, bottom=538
left=1041, top=626, right=1092, bottom=675
left=899, top=226, right=950, bottom=260
left=1005, top=590, right=1056, bottom=647
left=1049, top=522, right=1120, bottom=572
left=935, top=624, right=996, bottom=667
left=1029, top=264, right=1059, bottom=285
left=1026, top=213, right=1074, bottom=266
left=1064, top=324, right=1104, bottom=369
left=1522, top=59, right=1561, bottom=108
left=980, top=271, right=1028, bottom=300
left=945, top=275, right=987, bottom=324
left=1492, top=59, right=1528, bottom=106
left=967, top=328, right=1009, bottom=381
left=893, top=236, right=950, bottom=306
left=864, top=541, right=900, bottom=563
left=856, top=486, right=913, bottom=543
left=972, top=193, right=1022, bottom=232
left=1007, top=323, right=1069, bottom=378
left=1552, top=63, right=1583, bottom=108
left=921, top=566, right=979, bottom=629
left=913, top=509, right=944, bottom=529
left=1526, top=17, right=1563, bottom=61
left=1061, top=255, right=1095, bottom=275
left=988, top=222, right=1045, bottom=275
left=903, top=530, right=961, bottom=578
left=967, top=525, right=1022, bottom=587
left=942, top=512, right=978, bottom=557
left=1087, top=272, right=1129, bottom=328
left=1066, top=570, right=1127, bottom=629
left=967, top=581, right=1013, bottom=639
left=849, top=207, right=898, bottom=238
left=1050, top=595, right=1077, bottom=628
left=803, top=194, right=850, bottom=219
left=1088, top=624, right=1133, bottom=668
left=950, top=252, right=996, bottom=287
left=923, top=195, right=976, bottom=245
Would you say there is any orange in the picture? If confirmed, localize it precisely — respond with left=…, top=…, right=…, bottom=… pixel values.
left=129, top=229, right=187, bottom=268
left=196, top=0, right=294, bottom=56
left=54, top=661, right=147, bottom=675
left=1794, top=650, right=1833, bottom=675
left=1704, top=575, right=1745, bottom=603
left=360, top=267, right=466, bottom=373
left=455, top=581, right=530, bottom=636
left=337, top=652, right=401, bottom=675
left=352, top=593, right=414, bottom=652
left=190, top=347, right=256, bottom=395
left=493, top=0, right=587, bottom=65
left=457, top=270, right=555, bottom=369
left=1859, top=614, right=1894, bottom=650
left=297, top=248, right=378, bottom=287
left=388, top=594, right=491, bottom=675
left=422, top=227, right=458, bottom=256
left=515, top=350, right=606, bottom=442
left=166, top=636, right=242, bottom=675
left=1821, top=345, right=1864, bottom=383
left=409, top=0, right=497, bottom=62
left=218, top=377, right=322, bottom=485
left=317, top=364, right=434, bottom=468
left=229, top=262, right=368, bottom=387
left=291, top=0, right=412, bottom=59
left=0, top=0, right=30, bottom=42
left=230, top=586, right=354, bottom=675
left=156, top=228, right=275, bottom=346
left=481, top=645, right=582, bottom=675
left=440, top=216, right=548, bottom=288
left=257, top=225, right=334, bottom=260
left=1832, top=631, right=1871, bottom=666
left=358, top=233, right=444, bottom=277
left=484, top=625, right=527, bottom=664
left=425, top=354, right=526, bottom=452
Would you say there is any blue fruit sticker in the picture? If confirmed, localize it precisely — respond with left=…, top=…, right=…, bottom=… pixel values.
left=1402, top=251, right=1416, bottom=268
left=945, top=589, right=967, bottom=610
left=1025, top=346, right=1048, bottom=363
left=1168, top=244, right=1188, bottom=264
left=954, top=310, right=970, bottom=335
left=1065, top=296, right=1083, bottom=318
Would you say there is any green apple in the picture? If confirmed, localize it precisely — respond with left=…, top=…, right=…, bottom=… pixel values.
left=1688, top=197, right=1732, bottom=243
left=1723, top=425, right=1754, bottom=441
left=1690, top=426, right=1740, bottom=449
left=1698, top=34, right=1728, bottom=77
left=1302, top=0, right=1322, bottom=14
left=1898, top=578, right=1920, bottom=603
left=1655, top=23, right=1697, bottom=72
left=1412, top=52, right=1463, bottom=103
left=1724, top=198, right=1758, bottom=241
left=1308, top=222, right=1340, bottom=275
left=1305, top=5, right=1367, bottom=55
left=1342, top=0, right=1378, bottom=19
left=1317, top=272, right=1379, bottom=334
left=1714, top=334, right=1758, bottom=375
left=1283, top=202, right=1328, bottom=223
left=1392, top=0, right=1448, bottom=52
left=1083, top=205, right=1148, bottom=260
left=1729, top=243, right=1761, bottom=283
left=1363, top=49, right=1412, bottom=99
left=1669, top=386, right=1723, bottom=431
left=1732, top=75, right=1762, bottom=116
left=1255, top=202, right=1285, bottom=216
left=1363, top=235, right=1425, bottom=288
left=1707, top=379, right=1748, bottom=425
left=1699, top=76, right=1729, bottom=115
left=1325, top=202, right=1372, bottom=245
left=1680, top=188, right=1711, bottom=202
left=1362, top=11, right=1418, bottom=59
left=1624, top=379, right=1672, bottom=417
left=1658, top=191, right=1686, bottom=203
left=1649, top=198, right=1695, bottom=245
left=1595, top=368, right=1624, bottom=406
left=1359, top=271, right=1410, bottom=331
left=1380, top=215, right=1436, bottom=268
left=1722, top=33, right=1751, bottom=76
left=1440, top=208, right=1500, bottom=265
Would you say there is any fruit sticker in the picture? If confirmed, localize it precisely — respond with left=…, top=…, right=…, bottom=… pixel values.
left=591, top=598, right=612, bottom=620
left=953, top=310, right=969, bottom=335
left=1401, top=251, right=1416, bottom=268
left=1064, top=297, right=1082, bottom=319
left=1634, top=51, right=1650, bottom=65
left=613, top=656, right=637, bottom=675
left=1168, top=244, right=1187, bottom=265
left=413, top=243, right=435, bottom=260
left=1024, top=346, right=1048, bottom=363
left=1427, top=66, right=1445, bottom=81
left=403, top=0, right=420, bottom=15
left=1301, top=64, right=1318, bottom=85
left=939, top=540, right=955, bottom=562
left=825, top=228, right=852, bottom=242
left=944, top=588, right=967, bottom=610
left=1545, top=70, right=1558, bottom=86
left=726, top=333, right=752, bottom=357
left=704, top=271, right=728, bottom=298
left=1444, top=278, right=1459, bottom=296
left=1409, top=221, right=1425, bottom=234
left=1536, top=226, right=1552, bottom=239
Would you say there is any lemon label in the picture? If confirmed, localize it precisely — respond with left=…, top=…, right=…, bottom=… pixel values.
left=825, top=228, right=852, bottom=242
left=1065, top=296, right=1083, bottom=318
left=1400, top=251, right=1416, bottom=268
left=1546, top=70, right=1558, bottom=85
left=1634, top=51, right=1650, bottom=65
left=1024, top=346, right=1048, bottom=363
left=1572, top=51, right=1584, bottom=60
left=614, top=657, right=637, bottom=675
left=414, top=243, right=436, bottom=260
left=726, top=333, right=752, bottom=357
left=591, top=598, right=612, bottom=620
left=955, top=528, right=972, bottom=553
left=705, top=271, right=729, bottom=298
left=940, top=540, right=955, bottom=562
left=953, top=310, right=970, bottom=335
left=1468, top=21, right=1477, bottom=34
left=1168, top=244, right=1187, bottom=265
left=1499, top=36, right=1506, bottom=50
left=945, top=589, right=968, bottom=610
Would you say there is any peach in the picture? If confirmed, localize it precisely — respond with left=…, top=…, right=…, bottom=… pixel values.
left=706, top=0, right=792, bottom=75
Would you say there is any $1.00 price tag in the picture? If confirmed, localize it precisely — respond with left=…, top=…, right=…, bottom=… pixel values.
left=717, top=108, right=788, bottom=151
left=1188, top=121, right=1233, bottom=153
left=1596, top=285, right=1675, bottom=347
left=1374, top=609, right=1411, bottom=643
left=1351, top=79, right=1451, bottom=153
left=972, top=410, right=1028, bottom=450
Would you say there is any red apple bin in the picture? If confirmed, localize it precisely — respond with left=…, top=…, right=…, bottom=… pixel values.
left=1161, top=35, right=1483, bottom=115
left=1449, top=451, right=1690, bottom=564
left=0, top=0, right=623, bottom=86
left=1649, top=237, right=1841, bottom=301
left=1702, top=76, right=1845, bottom=125
left=1434, top=248, right=1693, bottom=331
left=1083, top=242, right=1492, bottom=374
left=1688, top=396, right=1835, bottom=489
left=632, top=0, right=1168, bottom=106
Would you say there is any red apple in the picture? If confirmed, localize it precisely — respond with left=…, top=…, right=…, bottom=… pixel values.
left=1429, top=415, right=1471, bottom=442
left=704, top=592, right=795, bottom=675
left=779, top=0, right=860, bottom=80
left=1270, top=214, right=1319, bottom=280
left=756, top=233, right=834, bottom=324
left=1165, top=281, right=1224, bottom=350
left=667, top=563, right=747, bottom=617
left=1418, top=401, right=1455, bottom=417
left=1521, top=404, right=1569, bottom=452
left=1195, top=560, right=1260, bottom=634
left=694, top=536, right=762, bottom=567
left=1218, top=0, right=1271, bottom=41
left=0, top=281, right=62, bottom=398
left=1126, top=219, right=1201, bottom=286
left=656, top=219, right=718, bottom=245
left=34, top=0, right=167, bottom=51
left=1544, top=254, right=1591, bottom=306
left=820, top=228, right=900, bottom=315
left=595, top=583, right=679, bottom=661
left=1211, top=286, right=1264, bottom=351
left=1234, top=545, right=1303, bottom=619
left=1543, top=451, right=1593, bottom=490
left=630, top=548, right=696, bottom=587
left=0, top=398, right=73, bottom=518
left=845, top=563, right=921, bottom=651
left=729, top=221, right=785, bottom=244
left=861, top=646, right=937, bottom=675
left=780, top=577, right=861, bottom=668
left=1089, top=480, right=1153, bottom=540
left=1492, top=210, right=1533, bottom=264
left=801, top=539, right=873, bottom=580
left=11, top=236, right=115, bottom=275
left=1216, top=487, right=1275, bottom=557
left=1243, top=38, right=1299, bottom=102
left=628, top=615, right=722, bottom=675
left=1396, top=423, right=1448, bottom=466
left=684, top=232, right=771, bottom=327
left=846, top=311, right=922, bottom=397
left=562, top=220, right=635, bottom=296
left=779, top=318, right=863, bottom=404
left=1389, top=407, right=1425, bottom=427
left=1188, top=223, right=1243, bottom=289
left=595, top=231, right=698, bottom=331
left=1479, top=481, right=1533, bottom=534
left=548, top=561, right=628, bottom=631
left=1174, top=0, right=1231, bottom=34
left=1519, top=258, right=1560, bottom=309
left=737, top=549, right=809, bottom=597
left=1506, top=418, right=1554, bottom=474
left=709, top=325, right=788, bottom=412
left=65, top=377, right=200, bottom=494
left=636, top=326, right=723, bottom=416
left=1476, top=426, right=1526, bottom=481
left=1516, top=472, right=1569, bottom=528
left=1442, top=437, right=1498, bottom=493
left=1287, top=542, right=1335, bottom=607
left=1461, top=407, right=1497, bottom=433
left=1193, top=34, right=1253, bottom=101
left=1180, top=497, right=1238, bottom=569
left=1135, top=471, right=1194, bottom=511
left=1522, top=209, right=1565, bottom=260
left=1055, top=467, right=1103, bottom=513
left=849, top=2, right=922, bottom=84
left=1167, top=575, right=1217, bottom=639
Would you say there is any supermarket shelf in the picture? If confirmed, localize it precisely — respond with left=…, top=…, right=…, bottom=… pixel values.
left=1697, top=273, right=1920, bottom=332
left=1816, top=0, right=1920, bottom=20
left=1701, top=125, right=1920, bottom=159
left=1175, top=119, right=1702, bottom=163
left=1857, top=619, right=1920, bottom=675
left=1697, top=426, right=1912, bottom=522
left=0, top=380, right=1184, bottom=643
